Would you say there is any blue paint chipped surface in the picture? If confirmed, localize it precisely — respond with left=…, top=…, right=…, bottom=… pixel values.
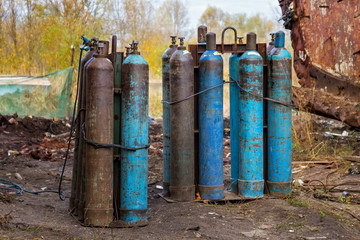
left=238, top=50, right=264, bottom=198
left=198, top=50, right=224, bottom=200
left=267, top=39, right=292, bottom=196
left=120, top=54, right=149, bottom=223
left=229, top=53, right=241, bottom=193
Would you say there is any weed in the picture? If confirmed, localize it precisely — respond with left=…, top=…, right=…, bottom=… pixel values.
left=27, top=226, right=43, bottom=232
left=286, top=195, right=308, bottom=208
left=275, top=214, right=307, bottom=230
left=319, top=211, right=326, bottom=218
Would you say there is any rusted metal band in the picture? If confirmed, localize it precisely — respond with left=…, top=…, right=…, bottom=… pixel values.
left=170, top=185, right=196, bottom=201
left=84, top=208, right=114, bottom=227
left=266, top=181, right=292, bottom=197
left=266, top=181, right=291, bottom=188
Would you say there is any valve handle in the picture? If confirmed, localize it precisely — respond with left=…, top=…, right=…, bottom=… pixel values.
left=170, top=35, right=177, bottom=45
left=178, top=37, right=185, bottom=46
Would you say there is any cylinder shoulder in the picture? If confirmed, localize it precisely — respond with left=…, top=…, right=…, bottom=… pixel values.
left=81, top=51, right=95, bottom=66
left=162, top=48, right=177, bottom=59
left=123, top=54, right=148, bottom=65
left=229, top=53, right=241, bottom=62
left=170, top=50, right=194, bottom=63
left=239, top=50, right=263, bottom=61
left=200, top=50, right=223, bottom=62
left=269, top=48, right=292, bottom=59
left=87, top=57, right=113, bottom=70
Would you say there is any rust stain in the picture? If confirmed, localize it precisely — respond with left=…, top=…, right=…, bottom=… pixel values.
left=279, top=0, right=360, bottom=100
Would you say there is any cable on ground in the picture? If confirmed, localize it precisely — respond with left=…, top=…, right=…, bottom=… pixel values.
left=0, top=179, right=66, bottom=200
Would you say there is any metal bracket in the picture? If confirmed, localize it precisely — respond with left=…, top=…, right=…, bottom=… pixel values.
left=221, top=26, right=237, bottom=54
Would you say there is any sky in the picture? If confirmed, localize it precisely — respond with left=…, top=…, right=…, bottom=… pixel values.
left=153, top=0, right=282, bottom=29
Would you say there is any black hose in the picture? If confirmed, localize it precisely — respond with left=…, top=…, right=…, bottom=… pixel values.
left=58, top=49, right=84, bottom=201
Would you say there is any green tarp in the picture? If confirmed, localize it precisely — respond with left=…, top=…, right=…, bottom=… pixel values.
left=0, top=67, right=74, bottom=119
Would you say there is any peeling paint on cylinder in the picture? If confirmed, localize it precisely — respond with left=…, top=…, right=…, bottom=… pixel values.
left=198, top=32, right=224, bottom=200
left=169, top=37, right=195, bottom=202
left=78, top=42, right=108, bottom=219
left=84, top=54, right=114, bottom=227
left=229, top=52, right=241, bottom=193
left=238, top=32, right=264, bottom=198
left=162, top=36, right=177, bottom=195
left=267, top=31, right=292, bottom=197
left=120, top=49, right=149, bottom=225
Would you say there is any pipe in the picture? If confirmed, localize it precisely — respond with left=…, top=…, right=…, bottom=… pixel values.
left=198, top=32, right=224, bottom=200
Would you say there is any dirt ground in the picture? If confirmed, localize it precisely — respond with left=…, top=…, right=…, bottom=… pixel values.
left=0, top=113, right=359, bottom=240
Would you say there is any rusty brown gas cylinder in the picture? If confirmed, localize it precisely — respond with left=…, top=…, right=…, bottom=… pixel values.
left=78, top=41, right=108, bottom=220
left=169, top=37, right=195, bottom=201
left=84, top=53, right=114, bottom=227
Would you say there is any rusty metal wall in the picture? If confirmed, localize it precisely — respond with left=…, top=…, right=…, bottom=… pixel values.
left=279, top=0, right=360, bottom=101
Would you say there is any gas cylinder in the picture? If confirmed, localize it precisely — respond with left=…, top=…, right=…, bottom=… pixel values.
left=162, top=35, right=177, bottom=196
left=267, top=31, right=292, bottom=197
left=198, top=32, right=224, bottom=200
left=84, top=42, right=114, bottom=227
left=267, top=33, right=275, bottom=56
left=78, top=40, right=109, bottom=220
left=120, top=40, right=149, bottom=226
left=71, top=42, right=96, bottom=214
left=169, top=37, right=195, bottom=201
left=238, top=32, right=264, bottom=198
left=229, top=37, right=242, bottom=193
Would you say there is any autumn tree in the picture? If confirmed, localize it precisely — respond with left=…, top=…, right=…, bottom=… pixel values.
left=199, top=6, right=275, bottom=43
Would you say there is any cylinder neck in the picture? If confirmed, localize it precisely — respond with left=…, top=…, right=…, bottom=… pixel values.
left=198, top=25, right=208, bottom=43
left=206, top=32, right=216, bottom=51
left=246, top=32, right=257, bottom=51
left=275, top=31, right=285, bottom=48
